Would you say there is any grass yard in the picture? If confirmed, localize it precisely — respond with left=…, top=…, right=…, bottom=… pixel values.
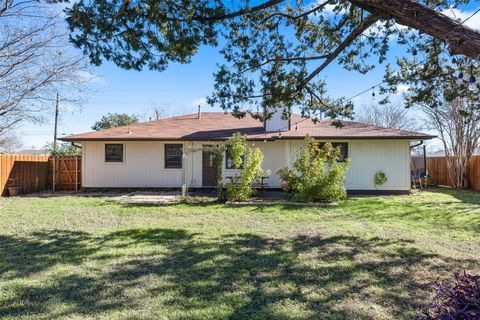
left=0, top=189, right=479, bottom=320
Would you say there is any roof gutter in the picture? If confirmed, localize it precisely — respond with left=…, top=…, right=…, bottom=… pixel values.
left=60, top=135, right=437, bottom=142
left=410, top=140, right=424, bottom=149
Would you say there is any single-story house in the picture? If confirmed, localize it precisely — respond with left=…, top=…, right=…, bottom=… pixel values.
left=60, top=109, right=435, bottom=193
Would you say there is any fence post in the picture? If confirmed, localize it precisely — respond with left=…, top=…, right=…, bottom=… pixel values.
left=75, top=156, right=78, bottom=191
left=52, top=156, right=56, bottom=192
left=0, top=155, right=2, bottom=196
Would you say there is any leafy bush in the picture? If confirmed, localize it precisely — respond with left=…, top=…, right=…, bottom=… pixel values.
left=226, top=132, right=247, bottom=169
left=226, top=146, right=265, bottom=201
left=225, top=133, right=266, bottom=201
left=276, top=136, right=350, bottom=202
left=277, top=166, right=297, bottom=192
left=418, top=272, right=480, bottom=320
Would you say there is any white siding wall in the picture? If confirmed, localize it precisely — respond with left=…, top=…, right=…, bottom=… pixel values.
left=288, top=139, right=411, bottom=190
left=82, top=139, right=411, bottom=190
left=83, top=141, right=183, bottom=188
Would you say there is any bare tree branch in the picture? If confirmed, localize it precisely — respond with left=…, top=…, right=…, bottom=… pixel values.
left=299, top=11, right=383, bottom=90
left=0, top=1, right=91, bottom=135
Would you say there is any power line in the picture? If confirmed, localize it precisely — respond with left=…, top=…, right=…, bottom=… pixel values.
left=347, top=81, right=386, bottom=101
left=275, top=5, right=480, bottom=134
left=457, top=8, right=480, bottom=26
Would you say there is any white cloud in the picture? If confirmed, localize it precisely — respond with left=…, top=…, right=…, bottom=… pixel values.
left=76, top=71, right=107, bottom=85
left=442, top=7, right=480, bottom=31
left=191, top=97, right=208, bottom=107
left=323, top=4, right=340, bottom=15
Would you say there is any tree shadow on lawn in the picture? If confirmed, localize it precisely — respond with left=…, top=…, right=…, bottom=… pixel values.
left=0, top=230, right=99, bottom=279
left=431, top=187, right=480, bottom=205
left=0, top=228, right=477, bottom=320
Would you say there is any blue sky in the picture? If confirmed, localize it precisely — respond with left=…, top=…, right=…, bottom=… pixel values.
left=18, top=4, right=480, bottom=149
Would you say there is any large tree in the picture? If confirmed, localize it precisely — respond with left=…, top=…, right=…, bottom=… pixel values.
left=0, top=132, right=22, bottom=152
left=355, top=104, right=419, bottom=131
left=386, top=52, right=480, bottom=189
left=422, top=98, right=480, bottom=189
left=65, top=0, right=480, bottom=121
left=0, top=0, right=90, bottom=137
left=92, top=113, right=139, bottom=130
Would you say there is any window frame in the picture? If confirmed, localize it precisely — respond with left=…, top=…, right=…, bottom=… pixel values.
left=164, top=143, right=183, bottom=169
left=319, top=142, right=349, bottom=162
left=104, top=143, right=124, bottom=163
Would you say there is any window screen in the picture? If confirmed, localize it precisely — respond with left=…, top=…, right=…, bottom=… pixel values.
left=320, top=142, right=348, bottom=162
left=165, top=144, right=183, bottom=168
left=105, top=144, right=123, bottom=162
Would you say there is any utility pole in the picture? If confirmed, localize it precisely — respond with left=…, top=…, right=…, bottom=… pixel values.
left=53, top=93, right=59, bottom=151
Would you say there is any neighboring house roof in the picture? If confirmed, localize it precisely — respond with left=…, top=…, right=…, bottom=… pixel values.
left=427, top=150, right=446, bottom=157
left=427, top=149, right=480, bottom=157
left=60, top=112, right=436, bottom=142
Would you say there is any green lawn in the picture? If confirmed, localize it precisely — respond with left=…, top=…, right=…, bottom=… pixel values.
left=0, top=189, right=479, bottom=320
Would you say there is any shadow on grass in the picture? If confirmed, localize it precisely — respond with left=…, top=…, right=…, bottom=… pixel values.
left=430, top=187, right=480, bottom=205
left=0, top=228, right=477, bottom=319
left=0, top=230, right=99, bottom=279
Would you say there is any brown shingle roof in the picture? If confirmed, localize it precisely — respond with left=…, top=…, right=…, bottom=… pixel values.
left=60, top=112, right=435, bottom=142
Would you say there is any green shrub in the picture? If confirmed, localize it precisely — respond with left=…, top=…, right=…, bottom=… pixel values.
left=226, top=147, right=265, bottom=201
left=226, top=134, right=266, bottom=201
left=226, top=132, right=247, bottom=169
left=277, top=136, right=350, bottom=202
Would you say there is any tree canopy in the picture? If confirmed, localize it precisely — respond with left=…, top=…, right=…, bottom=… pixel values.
left=92, top=113, right=139, bottom=130
left=65, top=0, right=480, bottom=121
left=44, top=141, right=82, bottom=156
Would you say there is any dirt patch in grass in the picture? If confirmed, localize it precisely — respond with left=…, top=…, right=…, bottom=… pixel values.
left=114, top=191, right=217, bottom=205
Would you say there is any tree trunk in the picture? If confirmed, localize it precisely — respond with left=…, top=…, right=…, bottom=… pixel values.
left=445, top=154, right=470, bottom=189
left=349, top=0, right=480, bottom=60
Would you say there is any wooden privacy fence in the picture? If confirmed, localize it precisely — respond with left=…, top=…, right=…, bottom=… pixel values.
left=0, top=154, right=50, bottom=196
left=0, top=154, right=81, bottom=196
left=48, top=156, right=82, bottom=191
left=426, top=156, right=480, bottom=191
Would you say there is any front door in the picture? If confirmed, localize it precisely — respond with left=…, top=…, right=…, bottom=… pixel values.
left=202, top=149, right=218, bottom=187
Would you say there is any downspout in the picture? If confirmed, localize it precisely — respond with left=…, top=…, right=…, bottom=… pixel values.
left=410, top=140, right=425, bottom=175
left=410, top=140, right=424, bottom=149
left=182, top=143, right=187, bottom=196
left=423, top=144, right=427, bottom=176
